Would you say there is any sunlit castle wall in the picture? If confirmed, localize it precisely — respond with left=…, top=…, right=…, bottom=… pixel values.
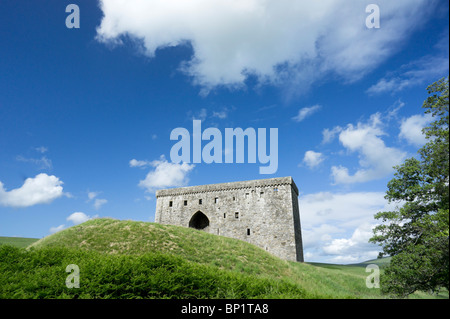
left=155, top=177, right=303, bottom=262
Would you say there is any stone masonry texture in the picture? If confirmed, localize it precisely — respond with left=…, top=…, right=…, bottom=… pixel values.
left=155, top=176, right=304, bottom=262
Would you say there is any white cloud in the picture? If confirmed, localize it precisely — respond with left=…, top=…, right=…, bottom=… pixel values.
left=96, top=0, right=434, bottom=92
left=86, top=191, right=108, bottom=210
left=366, top=55, right=449, bottom=95
left=188, top=106, right=233, bottom=122
left=212, top=111, right=227, bottom=119
left=49, top=224, right=65, bottom=234
left=135, top=155, right=195, bottom=193
left=330, top=113, right=406, bottom=184
left=367, top=33, right=449, bottom=95
left=94, top=198, right=108, bottom=210
left=399, top=113, right=433, bottom=147
left=300, top=191, right=391, bottom=228
left=322, top=126, right=342, bottom=144
left=88, top=191, right=99, bottom=200
left=50, top=212, right=97, bottom=234
left=0, top=173, right=65, bottom=208
left=16, top=146, right=53, bottom=169
left=16, top=155, right=53, bottom=170
left=129, top=159, right=152, bottom=168
left=212, top=107, right=231, bottom=119
left=191, top=108, right=208, bottom=121
left=322, top=223, right=380, bottom=263
left=67, top=212, right=92, bottom=225
left=303, top=151, right=324, bottom=169
left=292, top=105, right=321, bottom=122
left=299, top=191, right=397, bottom=263
left=386, top=99, right=405, bottom=120
left=34, top=146, right=48, bottom=154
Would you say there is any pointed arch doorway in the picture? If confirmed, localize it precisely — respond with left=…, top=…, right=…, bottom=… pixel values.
left=189, top=211, right=210, bottom=230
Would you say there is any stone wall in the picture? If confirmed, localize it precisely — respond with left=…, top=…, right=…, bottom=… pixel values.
left=155, top=176, right=303, bottom=262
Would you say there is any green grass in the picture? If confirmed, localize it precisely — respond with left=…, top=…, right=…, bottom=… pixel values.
left=0, top=236, right=39, bottom=248
left=1, top=218, right=447, bottom=299
left=0, top=245, right=307, bottom=299
left=30, top=218, right=290, bottom=278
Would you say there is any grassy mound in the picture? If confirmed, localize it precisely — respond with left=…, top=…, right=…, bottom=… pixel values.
left=30, top=218, right=289, bottom=278
left=1, top=218, right=446, bottom=299
left=0, top=245, right=305, bottom=299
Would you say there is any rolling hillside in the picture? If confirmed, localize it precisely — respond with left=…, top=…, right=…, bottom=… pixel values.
left=0, top=236, right=39, bottom=248
left=1, top=218, right=447, bottom=299
left=30, top=218, right=290, bottom=277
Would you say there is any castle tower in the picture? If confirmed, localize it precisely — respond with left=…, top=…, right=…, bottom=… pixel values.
left=155, top=176, right=303, bottom=262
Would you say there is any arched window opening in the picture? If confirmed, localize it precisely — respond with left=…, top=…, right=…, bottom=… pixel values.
left=189, top=211, right=210, bottom=230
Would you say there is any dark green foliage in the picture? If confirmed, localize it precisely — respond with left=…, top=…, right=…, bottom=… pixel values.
left=0, top=245, right=306, bottom=299
left=381, top=236, right=449, bottom=298
left=370, top=77, right=449, bottom=297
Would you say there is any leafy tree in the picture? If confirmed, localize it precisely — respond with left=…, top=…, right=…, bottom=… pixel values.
left=370, top=77, right=449, bottom=297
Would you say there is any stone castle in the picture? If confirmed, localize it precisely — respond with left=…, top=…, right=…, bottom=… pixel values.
left=155, top=176, right=303, bottom=262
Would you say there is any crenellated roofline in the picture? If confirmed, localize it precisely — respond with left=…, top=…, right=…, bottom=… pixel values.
left=156, top=176, right=298, bottom=197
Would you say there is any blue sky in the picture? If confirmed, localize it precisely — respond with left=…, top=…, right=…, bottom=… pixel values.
left=0, top=0, right=448, bottom=263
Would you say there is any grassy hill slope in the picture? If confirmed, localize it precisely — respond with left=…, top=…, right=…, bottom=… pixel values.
left=28, top=218, right=381, bottom=298
left=1, top=218, right=446, bottom=299
left=31, top=218, right=290, bottom=277
left=0, top=236, right=39, bottom=248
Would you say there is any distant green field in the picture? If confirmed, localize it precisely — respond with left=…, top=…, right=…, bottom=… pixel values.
left=0, top=236, right=39, bottom=248
left=0, top=219, right=447, bottom=299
